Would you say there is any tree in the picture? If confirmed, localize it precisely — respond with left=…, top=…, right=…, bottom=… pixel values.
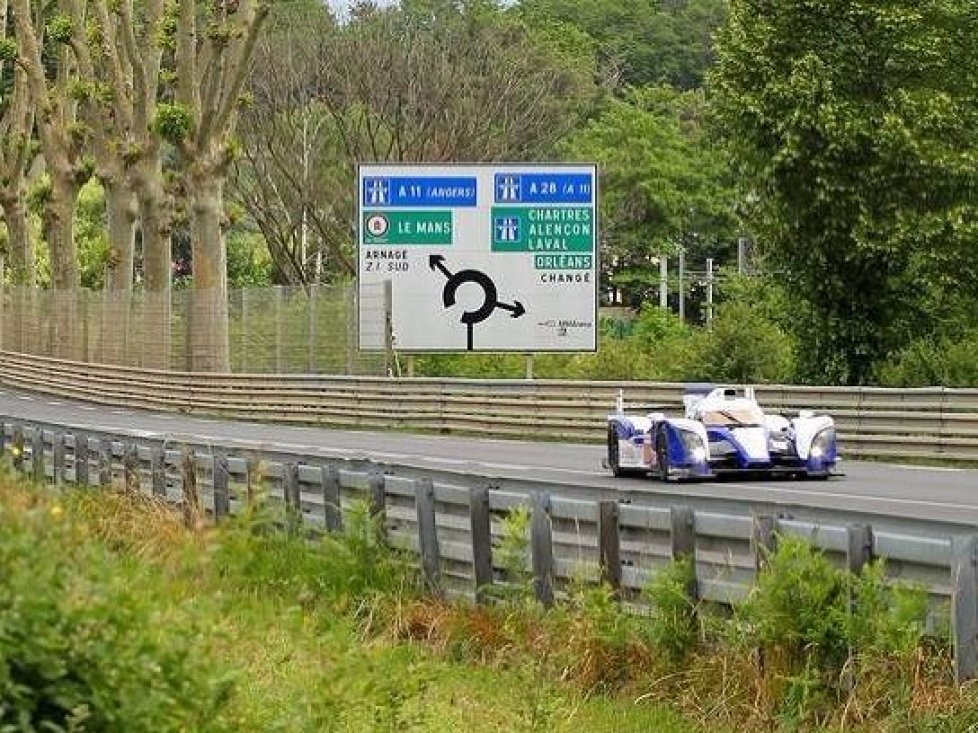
left=11, top=0, right=91, bottom=292
left=562, top=85, right=735, bottom=306
left=518, top=0, right=728, bottom=90
left=711, top=0, right=978, bottom=384
left=163, top=0, right=270, bottom=371
left=231, top=1, right=343, bottom=286
left=230, top=0, right=595, bottom=286
left=0, top=0, right=35, bottom=285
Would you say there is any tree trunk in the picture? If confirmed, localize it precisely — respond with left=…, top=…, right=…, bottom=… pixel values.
left=136, top=170, right=172, bottom=370
left=0, top=195, right=32, bottom=286
left=43, top=173, right=81, bottom=360
left=188, top=172, right=229, bottom=372
left=43, top=173, right=81, bottom=291
left=104, top=179, right=137, bottom=291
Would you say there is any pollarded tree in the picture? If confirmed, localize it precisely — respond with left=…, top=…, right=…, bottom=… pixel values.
left=161, top=0, right=269, bottom=372
left=11, top=0, right=92, bottom=292
left=0, top=0, right=35, bottom=286
left=64, top=0, right=175, bottom=366
left=711, top=0, right=978, bottom=384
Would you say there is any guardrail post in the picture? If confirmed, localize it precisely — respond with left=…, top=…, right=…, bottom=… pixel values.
left=151, top=444, right=166, bottom=498
left=11, top=425, right=24, bottom=472
left=952, top=534, right=978, bottom=683
left=531, top=492, right=555, bottom=608
left=752, top=515, right=777, bottom=572
left=283, top=462, right=302, bottom=527
left=470, top=485, right=493, bottom=603
left=213, top=452, right=230, bottom=520
left=124, top=442, right=140, bottom=493
left=368, top=467, right=386, bottom=535
left=598, top=500, right=622, bottom=594
left=181, top=446, right=202, bottom=530
left=31, top=427, right=44, bottom=484
left=415, top=477, right=442, bottom=596
left=99, top=438, right=112, bottom=487
left=246, top=456, right=261, bottom=506
left=321, top=464, right=342, bottom=532
left=670, top=505, right=698, bottom=601
left=846, top=524, right=872, bottom=575
left=74, top=432, right=89, bottom=487
left=52, top=432, right=65, bottom=486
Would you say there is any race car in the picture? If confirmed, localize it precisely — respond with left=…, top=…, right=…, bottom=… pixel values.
left=606, top=384, right=838, bottom=481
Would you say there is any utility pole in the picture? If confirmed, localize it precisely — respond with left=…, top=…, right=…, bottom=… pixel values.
left=678, top=248, right=686, bottom=322
left=659, top=256, right=668, bottom=309
left=706, top=258, right=714, bottom=329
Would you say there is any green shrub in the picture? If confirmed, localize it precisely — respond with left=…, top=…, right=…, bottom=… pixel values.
left=643, top=556, right=699, bottom=662
left=0, top=497, right=232, bottom=731
left=876, top=330, right=978, bottom=387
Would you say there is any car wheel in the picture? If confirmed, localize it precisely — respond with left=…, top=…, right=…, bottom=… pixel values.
left=655, top=427, right=670, bottom=482
left=607, top=426, right=626, bottom=477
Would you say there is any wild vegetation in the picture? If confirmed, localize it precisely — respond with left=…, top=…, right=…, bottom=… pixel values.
left=2, top=462, right=978, bottom=731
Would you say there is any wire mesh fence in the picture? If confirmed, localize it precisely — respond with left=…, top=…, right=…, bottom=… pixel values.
left=0, top=283, right=387, bottom=375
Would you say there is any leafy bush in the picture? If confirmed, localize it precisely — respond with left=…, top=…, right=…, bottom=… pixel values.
left=876, top=329, right=978, bottom=387
left=0, top=497, right=232, bottom=731
left=643, top=556, right=699, bottom=662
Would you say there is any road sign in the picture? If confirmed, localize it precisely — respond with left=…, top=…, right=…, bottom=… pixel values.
left=358, top=163, right=598, bottom=352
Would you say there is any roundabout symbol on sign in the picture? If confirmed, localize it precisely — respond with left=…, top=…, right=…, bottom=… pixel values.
left=366, top=214, right=389, bottom=237
left=429, top=254, right=525, bottom=350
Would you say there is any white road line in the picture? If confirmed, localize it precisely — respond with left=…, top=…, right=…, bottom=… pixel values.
left=16, top=395, right=32, bottom=401
left=719, top=481, right=978, bottom=513
left=893, top=465, right=968, bottom=473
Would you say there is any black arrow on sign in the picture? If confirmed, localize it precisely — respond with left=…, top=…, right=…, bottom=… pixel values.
left=429, top=254, right=526, bottom=350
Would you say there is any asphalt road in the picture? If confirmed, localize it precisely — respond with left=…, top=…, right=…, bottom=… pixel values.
left=1, top=386, right=977, bottom=527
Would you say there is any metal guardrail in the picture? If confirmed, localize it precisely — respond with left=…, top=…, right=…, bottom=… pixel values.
left=2, top=416, right=977, bottom=682
left=3, top=350, right=978, bottom=461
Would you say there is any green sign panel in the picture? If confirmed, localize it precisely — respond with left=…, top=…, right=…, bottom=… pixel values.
left=534, top=254, right=592, bottom=270
left=363, top=210, right=453, bottom=245
left=491, top=206, right=595, bottom=253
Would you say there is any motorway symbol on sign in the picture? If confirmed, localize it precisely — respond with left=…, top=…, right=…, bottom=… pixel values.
left=364, top=178, right=390, bottom=205
left=429, top=254, right=525, bottom=351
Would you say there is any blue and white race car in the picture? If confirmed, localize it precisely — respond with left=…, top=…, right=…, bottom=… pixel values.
left=606, top=384, right=838, bottom=481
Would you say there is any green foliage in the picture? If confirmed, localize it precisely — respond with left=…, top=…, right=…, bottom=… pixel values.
left=561, top=86, right=736, bottom=307
left=226, top=224, right=273, bottom=288
left=643, top=556, right=699, bottom=662
left=152, top=103, right=193, bottom=144
left=75, top=179, right=110, bottom=289
left=875, top=329, right=978, bottom=387
left=739, top=535, right=849, bottom=669
left=491, top=505, right=533, bottom=602
left=45, top=14, right=75, bottom=44
left=519, top=0, right=728, bottom=90
left=0, top=37, right=17, bottom=62
left=711, top=0, right=978, bottom=384
left=215, top=499, right=415, bottom=613
left=685, top=300, right=796, bottom=383
left=0, top=497, right=232, bottom=729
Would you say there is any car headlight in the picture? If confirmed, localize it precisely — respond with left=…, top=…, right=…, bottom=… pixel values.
left=678, top=430, right=708, bottom=463
left=810, top=427, right=835, bottom=459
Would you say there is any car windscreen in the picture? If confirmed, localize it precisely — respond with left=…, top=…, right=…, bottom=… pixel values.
left=700, top=405, right=764, bottom=427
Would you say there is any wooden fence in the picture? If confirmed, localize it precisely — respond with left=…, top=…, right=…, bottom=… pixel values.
left=3, top=417, right=977, bottom=682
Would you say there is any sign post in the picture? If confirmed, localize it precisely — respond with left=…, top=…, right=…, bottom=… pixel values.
left=358, top=164, right=598, bottom=353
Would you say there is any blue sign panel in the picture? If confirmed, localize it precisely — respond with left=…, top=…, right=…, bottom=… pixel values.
left=494, top=173, right=594, bottom=204
left=362, top=176, right=477, bottom=207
